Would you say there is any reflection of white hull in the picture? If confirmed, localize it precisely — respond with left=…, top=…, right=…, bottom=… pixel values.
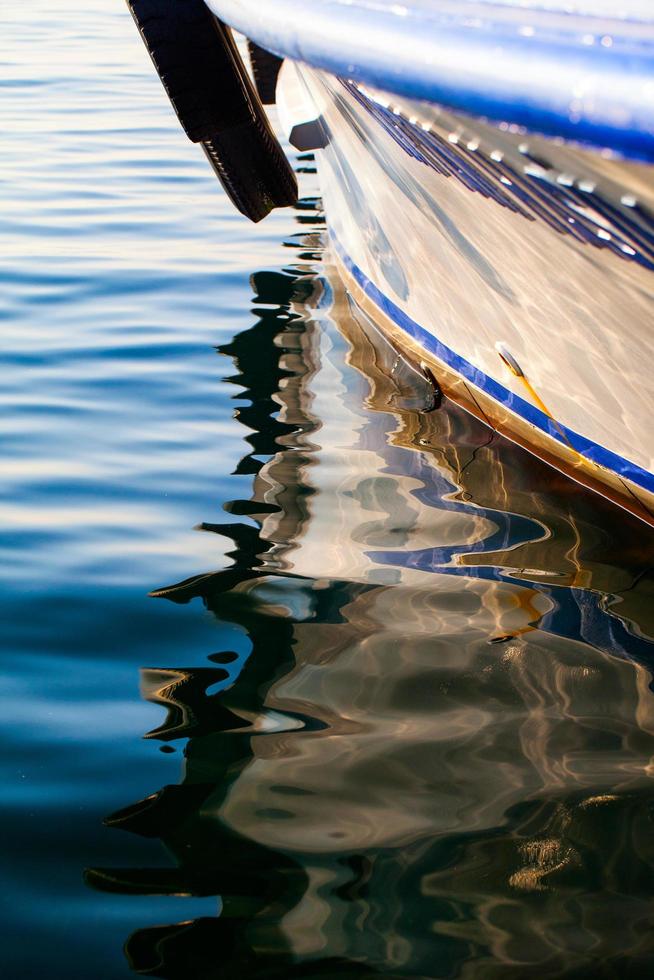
left=281, top=65, right=654, bottom=524
left=214, top=255, right=654, bottom=972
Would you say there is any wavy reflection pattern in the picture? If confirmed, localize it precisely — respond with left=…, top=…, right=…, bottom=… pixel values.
left=88, top=195, right=654, bottom=978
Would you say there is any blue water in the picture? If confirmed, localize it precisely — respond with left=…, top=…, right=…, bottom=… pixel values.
left=3, top=3, right=654, bottom=978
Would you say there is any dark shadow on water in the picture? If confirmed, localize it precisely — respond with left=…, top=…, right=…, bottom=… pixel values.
left=87, top=199, right=654, bottom=978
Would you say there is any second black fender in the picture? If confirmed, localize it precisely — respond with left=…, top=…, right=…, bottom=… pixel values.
left=126, top=0, right=298, bottom=222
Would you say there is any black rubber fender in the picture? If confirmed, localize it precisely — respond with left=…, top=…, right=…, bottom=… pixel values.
left=247, top=40, right=284, bottom=105
left=125, top=0, right=297, bottom=222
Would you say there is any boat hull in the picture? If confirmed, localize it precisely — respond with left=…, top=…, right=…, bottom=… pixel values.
left=286, top=66, right=654, bottom=524
left=206, top=0, right=654, bottom=161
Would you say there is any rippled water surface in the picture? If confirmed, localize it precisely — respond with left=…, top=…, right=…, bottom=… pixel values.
left=3, top=3, right=654, bottom=978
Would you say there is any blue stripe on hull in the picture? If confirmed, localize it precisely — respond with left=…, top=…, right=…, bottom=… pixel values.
left=330, top=231, right=654, bottom=498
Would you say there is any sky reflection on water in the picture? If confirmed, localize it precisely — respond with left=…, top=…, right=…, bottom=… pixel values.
left=3, top=2, right=654, bottom=978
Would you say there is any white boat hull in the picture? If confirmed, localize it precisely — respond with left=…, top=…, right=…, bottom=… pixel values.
left=283, top=65, right=654, bottom=524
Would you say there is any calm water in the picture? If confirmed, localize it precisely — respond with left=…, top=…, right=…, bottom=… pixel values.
left=3, top=3, right=654, bottom=978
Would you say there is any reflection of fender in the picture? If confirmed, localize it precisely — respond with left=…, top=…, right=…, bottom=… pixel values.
left=125, top=0, right=297, bottom=222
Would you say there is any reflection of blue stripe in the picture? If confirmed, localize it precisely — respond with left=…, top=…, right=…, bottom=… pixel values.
left=379, top=428, right=547, bottom=552
left=369, top=545, right=654, bottom=672
left=330, top=231, right=654, bottom=498
left=366, top=424, right=654, bottom=673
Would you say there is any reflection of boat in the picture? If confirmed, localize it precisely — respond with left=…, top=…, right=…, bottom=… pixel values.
left=127, top=0, right=654, bottom=523
left=87, top=229, right=654, bottom=977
